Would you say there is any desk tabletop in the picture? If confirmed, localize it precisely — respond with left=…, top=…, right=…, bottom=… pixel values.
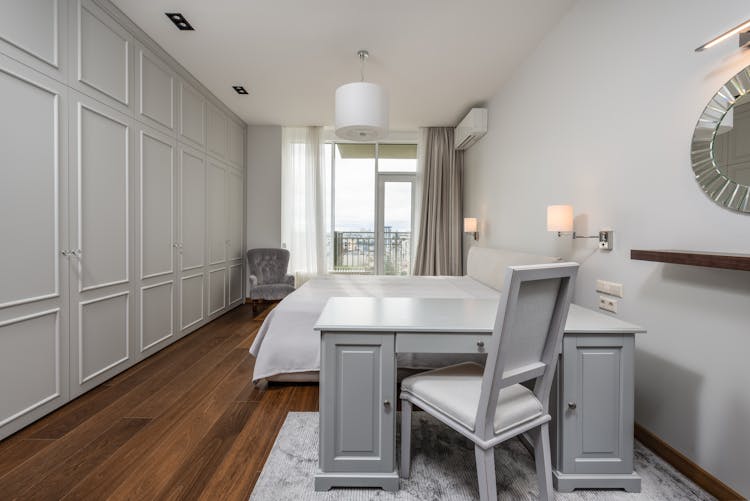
left=314, top=297, right=645, bottom=334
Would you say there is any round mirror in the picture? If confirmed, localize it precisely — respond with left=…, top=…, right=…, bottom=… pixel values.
left=691, top=66, right=750, bottom=213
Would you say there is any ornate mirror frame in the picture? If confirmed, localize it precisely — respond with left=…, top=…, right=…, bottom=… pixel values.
left=691, top=66, right=750, bottom=213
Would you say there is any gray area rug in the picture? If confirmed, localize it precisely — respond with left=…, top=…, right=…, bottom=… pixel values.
left=250, top=412, right=714, bottom=501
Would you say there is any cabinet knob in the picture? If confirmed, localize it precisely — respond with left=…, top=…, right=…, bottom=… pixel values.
left=383, top=400, right=391, bottom=407
left=568, top=401, right=577, bottom=409
left=477, top=340, right=485, bottom=349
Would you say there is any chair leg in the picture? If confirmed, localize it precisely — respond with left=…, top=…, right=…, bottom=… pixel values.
left=531, top=423, right=554, bottom=501
left=400, top=399, right=412, bottom=478
left=474, top=445, right=497, bottom=501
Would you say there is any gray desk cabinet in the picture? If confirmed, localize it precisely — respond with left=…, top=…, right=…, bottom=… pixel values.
left=550, top=333, right=641, bottom=492
left=316, top=332, right=398, bottom=491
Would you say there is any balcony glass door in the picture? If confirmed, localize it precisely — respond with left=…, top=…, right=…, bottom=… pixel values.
left=377, top=176, right=414, bottom=275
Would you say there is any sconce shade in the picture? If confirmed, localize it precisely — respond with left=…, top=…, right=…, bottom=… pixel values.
left=547, top=205, right=574, bottom=232
left=464, top=217, right=478, bottom=233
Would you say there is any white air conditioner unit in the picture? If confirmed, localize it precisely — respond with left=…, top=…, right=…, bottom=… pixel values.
left=454, top=108, right=487, bottom=150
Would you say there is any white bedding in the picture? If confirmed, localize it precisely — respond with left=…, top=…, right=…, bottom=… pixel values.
left=249, top=275, right=500, bottom=382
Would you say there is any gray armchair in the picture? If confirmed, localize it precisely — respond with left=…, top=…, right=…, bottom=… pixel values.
left=246, top=248, right=295, bottom=301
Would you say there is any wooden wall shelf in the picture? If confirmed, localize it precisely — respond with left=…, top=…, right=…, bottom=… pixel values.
left=630, top=250, right=750, bottom=272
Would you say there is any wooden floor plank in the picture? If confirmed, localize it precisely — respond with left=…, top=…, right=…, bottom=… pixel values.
left=18, top=417, right=151, bottom=501
left=0, top=304, right=311, bottom=500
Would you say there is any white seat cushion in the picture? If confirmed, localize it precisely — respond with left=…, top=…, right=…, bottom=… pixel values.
left=401, top=362, right=544, bottom=435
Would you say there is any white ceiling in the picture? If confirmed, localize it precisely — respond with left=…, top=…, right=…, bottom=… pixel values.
left=112, top=0, right=574, bottom=128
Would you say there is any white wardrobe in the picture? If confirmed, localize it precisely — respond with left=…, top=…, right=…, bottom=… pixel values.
left=0, top=0, right=246, bottom=439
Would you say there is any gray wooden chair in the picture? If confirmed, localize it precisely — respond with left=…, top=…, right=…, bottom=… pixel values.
left=246, top=248, right=295, bottom=301
left=400, top=262, right=578, bottom=501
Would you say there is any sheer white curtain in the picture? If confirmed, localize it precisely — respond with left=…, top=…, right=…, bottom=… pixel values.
left=411, top=127, right=427, bottom=269
left=281, top=126, right=327, bottom=285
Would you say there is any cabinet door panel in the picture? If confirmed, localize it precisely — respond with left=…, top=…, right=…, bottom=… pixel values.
left=76, top=101, right=129, bottom=291
left=179, top=146, right=206, bottom=271
left=179, top=81, right=205, bottom=148
left=0, top=0, right=64, bottom=77
left=180, top=273, right=204, bottom=330
left=78, top=291, right=129, bottom=384
left=207, top=161, right=227, bottom=265
left=0, top=310, right=61, bottom=428
left=208, top=268, right=226, bottom=316
left=137, top=48, right=174, bottom=131
left=227, top=169, right=243, bottom=261
left=561, top=335, right=633, bottom=475
left=206, top=103, right=228, bottom=159
left=0, top=62, right=60, bottom=308
left=75, top=0, right=131, bottom=110
left=320, top=333, right=395, bottom=473
left=140, top=281, right=173, bottom=351
left=139, top=128, right=174, bottom=279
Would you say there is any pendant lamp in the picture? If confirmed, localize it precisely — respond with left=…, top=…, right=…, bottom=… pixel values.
left=335, top=50, right=389, bottom=141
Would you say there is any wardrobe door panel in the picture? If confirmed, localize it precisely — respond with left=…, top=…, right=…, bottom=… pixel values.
left=227, top=169, right=244, bottom=261
left=70, top=92, right=133, bottom=396
left=179, top=81, right=205, bottom=148
left=207, top=160, right=227, bottom=265
left=206, top=103, right=228, bottom=160
left=228, top=263, right=243, bottom=306
left=74, top=0, right=132, bottom=112
left=139, top=128, right=174, bottom=280
left=78, top=292, right=129, bottom=384
left=0, top=56, right=69, bottom=440
left=0, top=0, right=66, bottom=79
left=137, top=47, right=174, bottom=132
left=0, top=311, right=61, bottom=428
left=140, top=281, right=173, bottom=352
left=0, top=61, right=60, bottom=308
left=179, top=146, right=206, bottom=271
left=227, top=120, right=244, bottom=169
left=208, top=268, right=226, bottom=316
left=76, top=102, right=129, bottom=291
left=180, top=273, right=204, bottom=331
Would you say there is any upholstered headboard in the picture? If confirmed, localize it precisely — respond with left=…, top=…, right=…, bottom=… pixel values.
left=465, top=246, right=562, bottom=291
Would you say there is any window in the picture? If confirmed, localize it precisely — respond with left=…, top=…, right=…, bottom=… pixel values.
left=327, top=143, right=417, bottom=275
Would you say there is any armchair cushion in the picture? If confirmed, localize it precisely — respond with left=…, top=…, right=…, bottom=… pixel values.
left=401, top=362, right=543, bottom=435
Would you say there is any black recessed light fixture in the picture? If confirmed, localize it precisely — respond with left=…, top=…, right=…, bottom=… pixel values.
left=165, top=13, right=194, bottom=31
left=232, top=85, right=249, bottom=95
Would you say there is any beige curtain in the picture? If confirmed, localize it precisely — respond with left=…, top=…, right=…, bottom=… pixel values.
left=413, top=127, right=463, bottom=276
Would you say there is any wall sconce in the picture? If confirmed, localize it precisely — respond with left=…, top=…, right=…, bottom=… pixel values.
left=546, top=205, right=613, bottom=250
left=464, top=217, right=478, bottom=240
left=695, top=18, right=750, bottom=52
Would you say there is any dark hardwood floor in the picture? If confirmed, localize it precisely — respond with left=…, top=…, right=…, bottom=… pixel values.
left=0, top=303, right=318, bottom=501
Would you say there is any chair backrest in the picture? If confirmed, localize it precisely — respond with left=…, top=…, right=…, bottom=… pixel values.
left=246, top=248, right=290, bottom=285
left=474, top=262, right=578, bottom=438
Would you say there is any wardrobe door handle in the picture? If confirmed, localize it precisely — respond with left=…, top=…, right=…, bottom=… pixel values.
left=568, top=401, right=577, bottom=410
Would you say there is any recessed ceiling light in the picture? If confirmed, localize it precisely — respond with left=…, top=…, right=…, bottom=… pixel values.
left=165, top=13, right=194, bottom=31
left=232, top=85, right=249, bottom=95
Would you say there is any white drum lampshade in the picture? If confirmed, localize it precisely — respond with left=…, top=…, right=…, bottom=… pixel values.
left=547, top=205, right=574, bottom=233
left=335, top=82, right=389, bottom=141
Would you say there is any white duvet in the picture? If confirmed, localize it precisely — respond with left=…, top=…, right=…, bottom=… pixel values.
left=249, top=274, right=500, bottom=382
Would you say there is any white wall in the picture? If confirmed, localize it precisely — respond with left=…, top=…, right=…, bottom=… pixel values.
left=246, top=125, right=282, bottom=251
left=463, top=0, right=750, bottom=495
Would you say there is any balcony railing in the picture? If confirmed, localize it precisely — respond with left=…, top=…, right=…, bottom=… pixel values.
left=332, top=231, right=411, bottom=275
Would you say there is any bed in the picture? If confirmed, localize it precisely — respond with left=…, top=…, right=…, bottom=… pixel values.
left=249, top=247, right=560, bottom=383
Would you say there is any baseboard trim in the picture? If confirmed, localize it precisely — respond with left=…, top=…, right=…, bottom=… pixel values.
left=634, top=423, right=745, bottom=500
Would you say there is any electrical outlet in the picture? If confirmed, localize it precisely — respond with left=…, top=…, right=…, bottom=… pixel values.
left=596, top=280, right=624, bottom=298
left=599, top=295, right=618, bottom=313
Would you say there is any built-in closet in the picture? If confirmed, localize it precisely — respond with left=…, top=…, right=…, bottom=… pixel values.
left=0, top=0, right=246, bottom=439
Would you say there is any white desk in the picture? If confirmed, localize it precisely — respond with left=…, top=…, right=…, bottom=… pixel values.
left=314, top=297, right=645, bottom=492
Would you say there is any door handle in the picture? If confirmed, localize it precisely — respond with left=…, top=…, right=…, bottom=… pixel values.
left=568, top=401, right=577, bottom=410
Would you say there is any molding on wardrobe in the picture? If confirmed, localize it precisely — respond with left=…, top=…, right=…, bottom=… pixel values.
left=634, top=423, right=745, bottom=500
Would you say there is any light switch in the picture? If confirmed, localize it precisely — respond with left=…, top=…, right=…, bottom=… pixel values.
left=596, top=279, right=624, bottom=298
